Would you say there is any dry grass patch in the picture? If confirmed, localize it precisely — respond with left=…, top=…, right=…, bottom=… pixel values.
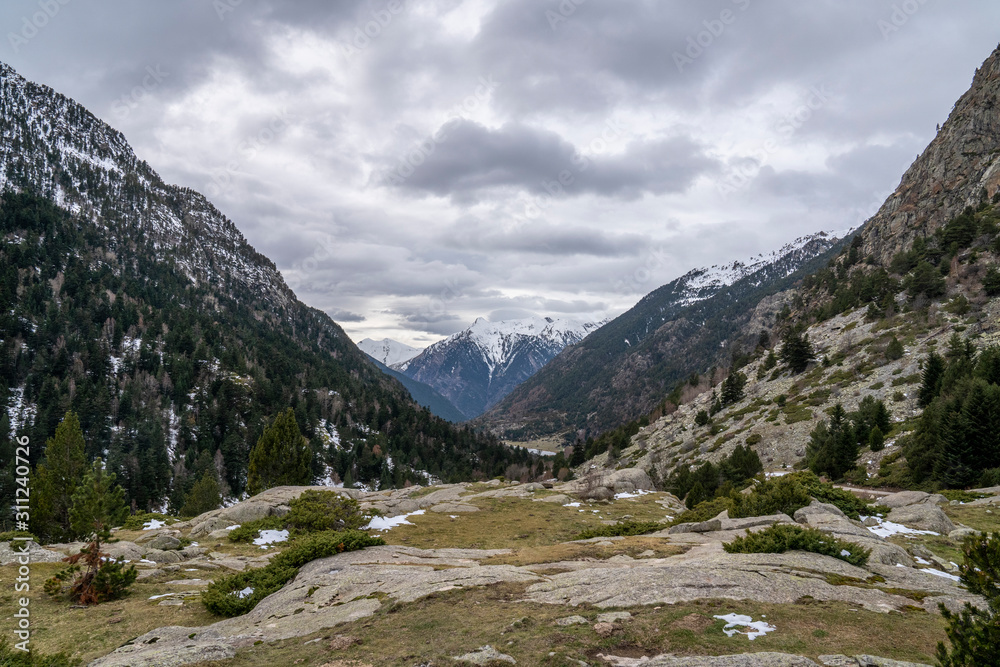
left=482, top=536, right=686, bottom=567
left=193, top=585, right=945, bottom=666
left=1, top=561, right=217, bottom=665
left=382, top=496, right=673, bottom=551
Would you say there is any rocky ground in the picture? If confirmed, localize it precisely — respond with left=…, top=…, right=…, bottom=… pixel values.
left=6, top=473, right=998, bottom=666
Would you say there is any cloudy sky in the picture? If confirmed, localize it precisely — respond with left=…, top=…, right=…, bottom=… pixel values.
left=3, top=1, right=999, bottom=347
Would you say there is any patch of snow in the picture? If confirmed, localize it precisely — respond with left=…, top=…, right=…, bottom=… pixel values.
left=563, top=502, right=582, bottom=508
left=840, top=550, right=852, bottom=558
left=714, top=613, right=776, bottom=640
left=143, top=519, right=166, bottom=530
left=253, top=529, right=289, bottom=546
left=148, top=593, right=176, bottom=600
left=921, top=568, right=961, bottom=582
left=526, top=448, right=557, bottom=457
left=358, top=338, right=422, bottom=367
left=614, top=490, right=652, bottom=500
left=862, top=516, right=939, bottom=538
left=765, top=471, right=791, bottom=478
left=914, top=556, right=931, bottom=565
left=225, top=525, right=240, bottom=530
left=235, top=587, right=254, bottom=599
left=365, top=510, right=426, bottom=531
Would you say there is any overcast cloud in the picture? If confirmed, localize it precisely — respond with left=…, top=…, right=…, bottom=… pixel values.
left=2, top=0, right=999, bottom=346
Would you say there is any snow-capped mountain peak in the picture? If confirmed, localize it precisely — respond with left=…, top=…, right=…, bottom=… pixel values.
left=395, top=315, right=604, bottom=419
left=358, top=338, right=422, bottom=367
left=676, top=231, right=843, bottom=306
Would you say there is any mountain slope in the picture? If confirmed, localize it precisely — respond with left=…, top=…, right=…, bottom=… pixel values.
left=398, top=317, right=602, bottom=420
left=365, top=356, right=468, bottom=423
left=0, top=62, right=528, bottom=521
left=477, top=233, right=844, bottom=439
left=358, top=338, right=422, bottom=367
left=591, top=43, right=1000, bottom=490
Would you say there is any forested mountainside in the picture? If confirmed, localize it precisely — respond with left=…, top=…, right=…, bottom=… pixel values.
left=0, top=63, right=533, bottom=525
left=397, top=316, right=602, bottom=420
left=477, top=233, right=844, bottom=441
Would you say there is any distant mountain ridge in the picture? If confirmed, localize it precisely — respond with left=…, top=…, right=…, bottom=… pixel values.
left=358, top=338, right=422, bottom=367
left=396, top=316, right=603, bottom=420
left=476, top=231, right=844, bottom=439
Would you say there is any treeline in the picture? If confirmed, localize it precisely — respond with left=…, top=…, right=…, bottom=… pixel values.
left=903, top=335, right=1000, bottom=488
left=0, top=192, right=532, bottom=529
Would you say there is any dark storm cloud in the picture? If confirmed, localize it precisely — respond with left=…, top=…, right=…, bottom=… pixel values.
left=386, top=119, right=718, bottom=200
left=443, top=218, right=649, bottom=257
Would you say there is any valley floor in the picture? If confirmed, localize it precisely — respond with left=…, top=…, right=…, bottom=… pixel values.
left=6, top=477, right=998, bottom=666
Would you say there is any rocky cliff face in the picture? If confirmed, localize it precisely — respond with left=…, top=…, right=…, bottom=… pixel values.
left=860, top=43, right=1000, bottom=265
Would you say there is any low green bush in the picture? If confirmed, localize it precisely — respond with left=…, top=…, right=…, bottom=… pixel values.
left=723, top=524, right=869, bottom=567
left=227, top=516, right=286, bottom=543
left=795, top=473, right=871, bottom=519
left=204, top=530, right=385, bottom=617
left=286, top=490, right=376, bottom=534
left=939, top=489, right=991, bottom=503
left=575, top=520, right=666, bottom=540
left=120, top=512, right=172, bottom=531
left=0, top=531, right=36, bottom=542
left=729, top=476, right=812, bottom=519
left=669, top=496, right=733, bottom=525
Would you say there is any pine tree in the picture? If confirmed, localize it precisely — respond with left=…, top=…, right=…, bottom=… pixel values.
left=31, top=411, right=88, bottom=542
left=919, top=352, right=946, bottom=407
left=906, top=260, right=946, bottom=301
left=831, top=405, right=858, bottom=479
left=180, top=469, right=222, bottom=517
left=780, top=330, right=815, bottom=374
left=885, top=336, right=904, bottom=361
left=721, top=369, right=747, bottom=407
left=44, top=459, right=135, bottom=605
left=69, top=459, right=129, bottom=541
left=868, top=426, right=885, bottom=452
left=247, top=408, right=313, bottom=495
